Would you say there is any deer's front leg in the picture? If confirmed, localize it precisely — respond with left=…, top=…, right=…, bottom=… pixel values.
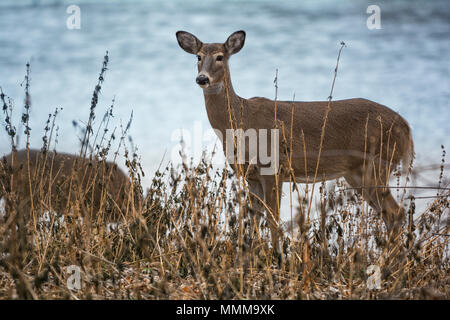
left=247, top=179, right=265, bottom=235
left=262, top=178, right=283, bottom=254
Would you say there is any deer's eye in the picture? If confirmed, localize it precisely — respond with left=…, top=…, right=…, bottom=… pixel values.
left=216, top=55, right=223, bottom=62
left=197, top=55, right=201, bottom=61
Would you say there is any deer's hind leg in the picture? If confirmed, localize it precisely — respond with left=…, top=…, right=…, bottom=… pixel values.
left=345, top=163, right=405, bottom=239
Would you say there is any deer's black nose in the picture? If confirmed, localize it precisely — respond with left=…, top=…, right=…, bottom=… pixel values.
left=196, top=74, right=210, bottom=85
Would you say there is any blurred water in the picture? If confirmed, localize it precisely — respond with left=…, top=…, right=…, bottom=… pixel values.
left=0, top=0, right=449, bottom=219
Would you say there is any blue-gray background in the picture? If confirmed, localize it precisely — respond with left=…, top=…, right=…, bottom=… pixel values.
left=0, top=0, right=448, bottom=218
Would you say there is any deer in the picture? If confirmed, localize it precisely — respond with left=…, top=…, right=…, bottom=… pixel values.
left=0, top=149, right=131, bottom=223
left=176, top=30, right=414, bottom=253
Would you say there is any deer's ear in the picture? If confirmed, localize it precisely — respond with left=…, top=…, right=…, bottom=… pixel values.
left=176, top=31, right=203, bottom=54
left=225, top=30, right=246, bottom=55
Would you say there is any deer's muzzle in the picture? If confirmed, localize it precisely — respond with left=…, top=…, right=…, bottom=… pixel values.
left=196, top=74, right=210, bottom=86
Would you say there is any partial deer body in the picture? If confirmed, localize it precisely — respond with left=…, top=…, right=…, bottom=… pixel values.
left=0, top=149, right=130, bottom=220
left=176, top=30, right=414, bottom=252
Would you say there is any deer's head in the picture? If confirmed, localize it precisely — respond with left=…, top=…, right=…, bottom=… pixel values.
left=176, top=30, right=245, bottom=90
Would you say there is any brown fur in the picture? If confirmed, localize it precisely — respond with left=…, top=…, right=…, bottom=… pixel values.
left=177, top=31, right=414, bottom=251
left=0, top=149, right=130, bottom=220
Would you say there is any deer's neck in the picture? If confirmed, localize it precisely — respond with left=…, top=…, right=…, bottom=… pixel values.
left=202, top=76, right=242, bottom=134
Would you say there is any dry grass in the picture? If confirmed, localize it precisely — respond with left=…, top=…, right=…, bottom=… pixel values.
left=0, top=53, right=448, bottom=300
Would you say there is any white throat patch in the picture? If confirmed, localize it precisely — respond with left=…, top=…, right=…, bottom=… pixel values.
left=202, top=82, right=224, bottom=95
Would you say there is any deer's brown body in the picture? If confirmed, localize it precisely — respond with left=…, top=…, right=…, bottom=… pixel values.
left=176, top=30, right=414, bottom=251
left=0, top=149, right=130, bottom=220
